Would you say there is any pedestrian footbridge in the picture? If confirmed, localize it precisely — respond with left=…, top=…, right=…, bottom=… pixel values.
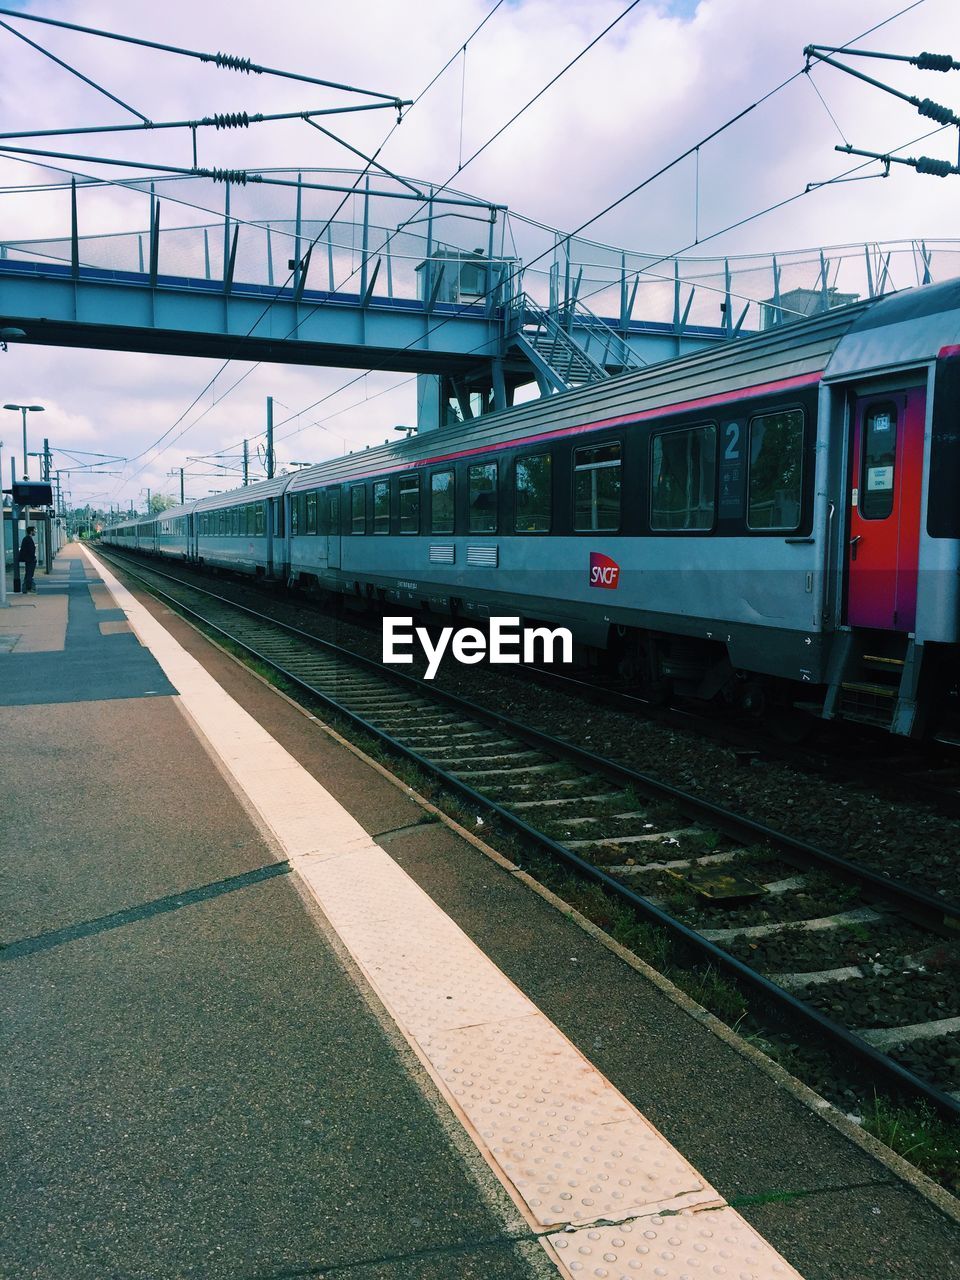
left=1, top=168, right=956, bottom=426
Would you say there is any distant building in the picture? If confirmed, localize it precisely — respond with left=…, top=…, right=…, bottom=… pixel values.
left=761, top=286, right=860, bottom=329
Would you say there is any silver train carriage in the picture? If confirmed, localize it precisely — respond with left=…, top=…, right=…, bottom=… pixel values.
left=102, top=278, right=960, bottom=739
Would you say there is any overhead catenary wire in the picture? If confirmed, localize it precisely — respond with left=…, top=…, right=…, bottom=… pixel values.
left=219, top=0, right=934, bottom=456
left=267, top=119, right=951, bottom=460
left=0, top=5, right=407, bottom=102
left=262, top=1, right=932, bottom=440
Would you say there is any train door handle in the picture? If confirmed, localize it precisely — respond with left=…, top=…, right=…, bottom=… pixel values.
left=849, top=534, right=862, bottom=561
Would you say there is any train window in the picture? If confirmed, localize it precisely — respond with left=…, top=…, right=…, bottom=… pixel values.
left=290, top=496, right=299, bottom=536
left=255, top=503, right=265, bottom=536
left=747, top=410, right=803, bottom=530
left=351, top=485, right=366, bottom=534
left=306, top=492, right=318, bottom=535
left=329, top=488, right=340, bottom=535
left=859, top=404, right=897, bottom=521
left=515, top=453, right=551, bottom=532
left=399, top=473, right=419, bottom=533
left=431, top=470, right=455, bottom=533
left=218, top=511, right=225, bottom=536
left=574, top=442, right=621, bottom=532
left=373, top=480, right=390, bottom=534
left=650, top=426, right=716, bottom=530
left=469, top=462, right=498, bottom=533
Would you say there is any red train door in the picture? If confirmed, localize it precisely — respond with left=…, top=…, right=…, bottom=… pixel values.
left=846, top=388, right=926, bottom=632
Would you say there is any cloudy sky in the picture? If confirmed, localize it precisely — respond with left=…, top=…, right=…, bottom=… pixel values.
left=0, top=0, right=957, bottom=512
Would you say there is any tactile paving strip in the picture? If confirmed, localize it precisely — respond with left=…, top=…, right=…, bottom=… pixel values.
left=546, top=1206, right=801, bottom=1277
left=88, top=548, right=804, bottom=1280
left=301, top=843, right=535, bottom=1036
left=423, top=1015, right=719, bottom=1226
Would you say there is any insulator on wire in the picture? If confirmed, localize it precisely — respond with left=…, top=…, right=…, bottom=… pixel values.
left=916, top=51, right=956, bottom=72
left=209, top=51, right=255, bottom=73
left=914, top=155, right=955, bottom=176
left=209, top=168, right=249, bottom=185
left=917, top=97, right=957, bottom=124
left=209, top=112, right=251, bottom=130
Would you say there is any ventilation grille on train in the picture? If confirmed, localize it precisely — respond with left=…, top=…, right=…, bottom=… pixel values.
left=429, top=543, right=455, bottom=564
left=466, top=545, right=498, bottom=567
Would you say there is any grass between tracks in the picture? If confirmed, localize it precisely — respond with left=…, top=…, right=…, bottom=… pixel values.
left=183, top=614, right=960, bottom=1199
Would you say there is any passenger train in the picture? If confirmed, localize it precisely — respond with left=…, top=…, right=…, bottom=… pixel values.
left=103, top=278, right=960, bottom=739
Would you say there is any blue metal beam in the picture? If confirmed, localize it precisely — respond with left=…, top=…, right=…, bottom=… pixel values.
left=0, top=258, right=728, bottom=380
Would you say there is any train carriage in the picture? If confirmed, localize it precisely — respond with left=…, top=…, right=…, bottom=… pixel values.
left=101, top=277, right=960, bottom=739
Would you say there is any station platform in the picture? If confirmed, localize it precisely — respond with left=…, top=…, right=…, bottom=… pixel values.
left=2, top=543, right=958, bottom=1280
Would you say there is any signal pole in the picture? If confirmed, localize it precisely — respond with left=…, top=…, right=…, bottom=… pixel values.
left=243, top=439, right=249, bottom=485
left=266, top=396, right=275, bottom=479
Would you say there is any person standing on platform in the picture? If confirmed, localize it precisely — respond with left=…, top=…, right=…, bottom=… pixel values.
left=19, top=526, right=37, bottom=594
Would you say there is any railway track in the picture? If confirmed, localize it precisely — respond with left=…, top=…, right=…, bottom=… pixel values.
left=99, top=548, right=960, bottom=1121
left=503, top=663, right=960, bottom=820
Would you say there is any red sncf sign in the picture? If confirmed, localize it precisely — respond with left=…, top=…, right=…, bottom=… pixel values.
left=589, top=551, right=620, bottom=590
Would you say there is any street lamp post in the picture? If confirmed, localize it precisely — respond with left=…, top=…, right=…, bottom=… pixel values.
left=3, top=399, right=44, bottom=481
left=3, top=403, right=44, bottom=480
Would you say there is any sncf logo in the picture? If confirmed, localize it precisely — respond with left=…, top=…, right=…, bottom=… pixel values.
left=589, top=551, right=621, bottom=590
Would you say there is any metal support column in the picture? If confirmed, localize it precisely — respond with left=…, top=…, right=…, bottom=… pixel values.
left=70, top=178, right=79, bottom=279
left=360, top=174, right=370, bottom=300
left=293, top=174, right=303, bottom=295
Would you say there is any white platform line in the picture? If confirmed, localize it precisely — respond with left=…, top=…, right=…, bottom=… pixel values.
left=85, top=548, right=803, bottom=1280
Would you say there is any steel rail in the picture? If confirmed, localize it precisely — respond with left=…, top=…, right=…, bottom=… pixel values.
left=512, top=662, right=960, bottom=821
left=98, top=548, right=960, bottom=1121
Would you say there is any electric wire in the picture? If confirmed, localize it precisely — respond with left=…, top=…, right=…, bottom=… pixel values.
left=804, top=68, right=851, bottom=146
left=0, top=6, right=406, bottom=101
left=262, top=0, right=932, bottom=439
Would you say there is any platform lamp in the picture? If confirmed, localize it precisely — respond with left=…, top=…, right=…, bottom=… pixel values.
left=4, top=403, right=44, bottom=480
left=0, top=326, right=26, bottom=352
